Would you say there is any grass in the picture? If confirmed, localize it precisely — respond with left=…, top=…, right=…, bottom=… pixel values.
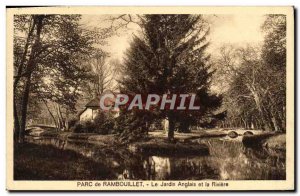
left=14, top=142, right=115, bottom=180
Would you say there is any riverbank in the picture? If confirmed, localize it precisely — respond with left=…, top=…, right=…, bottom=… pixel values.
left=25, top=126, right=257, bottom=143
left=14, top=143, right=115, bottom=180
left=26, top=126, right=285, bottom=152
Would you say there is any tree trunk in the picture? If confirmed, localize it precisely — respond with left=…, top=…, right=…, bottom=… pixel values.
left=247, top=86, right=272, bottom=131
left=167, top=114, right=175, bottom=141
left=56, top=105, right=62, bottom=130
left=264, top=108, right=276, bottom=131
left=56, top=104, right=65, bottom=131
left=19, top=73, right=32, bottom=142
left=14, top=18, right=36, bottom=85
left=13, top=98, right=20, bottom=142
left=241, top=117, right=246, bottom=129
left=282, top=106, right=286, bottom=132
left=43, top=100, right=59, bottom=131
left=65, top=110, right=69, bottom=131
left=18, top=16, right=45, bottom=143
left=13, top=17, right=36, bottom=143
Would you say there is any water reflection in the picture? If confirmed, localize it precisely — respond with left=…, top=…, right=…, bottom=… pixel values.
left=27, top=136, right=285, bottom=180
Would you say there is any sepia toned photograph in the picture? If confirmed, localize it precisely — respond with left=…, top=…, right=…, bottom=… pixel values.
left=6, top=6, right=294, bottom=191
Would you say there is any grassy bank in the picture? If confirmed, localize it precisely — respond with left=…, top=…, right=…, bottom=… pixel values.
left=14, top=143, right=115, bottom=180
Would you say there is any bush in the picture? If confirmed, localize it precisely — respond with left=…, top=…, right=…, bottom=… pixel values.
left=68, top=118, right=78, bottom=129
left=115, top=112, right=149, bottom=143
left=93, top=113, right=115, bottom=134
left=70, top=112, right=116, bottom=134
left=70, top=123, right=84, bottom=133
left=84, top=121, right=97, bottom=133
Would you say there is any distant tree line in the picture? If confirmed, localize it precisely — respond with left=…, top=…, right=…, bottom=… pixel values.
left=214, top=15, right=286, bottom=132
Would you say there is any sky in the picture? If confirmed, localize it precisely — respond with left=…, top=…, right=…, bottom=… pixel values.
left=80, top=14, right=265, bottom=62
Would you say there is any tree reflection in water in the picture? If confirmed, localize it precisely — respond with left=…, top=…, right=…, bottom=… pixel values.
left=27, top=137, right=285, bottom=180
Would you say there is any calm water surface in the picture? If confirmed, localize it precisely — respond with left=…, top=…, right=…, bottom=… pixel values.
left=28, top=136, right=285, bottom=180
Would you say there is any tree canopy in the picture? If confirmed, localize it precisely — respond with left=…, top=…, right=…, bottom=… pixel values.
left=119, top=15, right=222, bottom=140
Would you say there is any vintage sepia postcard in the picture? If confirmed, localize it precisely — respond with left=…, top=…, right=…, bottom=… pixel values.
left=6, top=6, right=294, bottom=191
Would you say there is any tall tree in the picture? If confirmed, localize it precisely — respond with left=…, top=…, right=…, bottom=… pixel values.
left=214, top=15, right=286, bottom=132
left=120, top=15, right=222, bottom=140
left=13, top=14, right=104, bottom=142
left=86, top=50, right=117, bottom=96
left=262, top=15, right=286, bottom=69
left=261, top=14, right=286, bottom=132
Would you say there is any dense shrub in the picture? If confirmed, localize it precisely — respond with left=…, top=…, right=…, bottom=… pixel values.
left=70, top=112, right=116, bottom=134
left=70, top=123, right=84, bottom=133
left=115, top=112, right=149, bottom=143
left=84, top=121, right=97, bottom=133
left=93, top=113, right=115, bottom=134
left=68, top=118, right=78, bottom=129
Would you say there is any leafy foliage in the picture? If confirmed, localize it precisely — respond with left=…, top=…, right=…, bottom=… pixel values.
left=119, top=15, right=222, bottom=139
left=70, top=112, right=115, bottom=135
left=13, top=14, right=111, bottom=141
left=214, top=15, right=286, bottom=132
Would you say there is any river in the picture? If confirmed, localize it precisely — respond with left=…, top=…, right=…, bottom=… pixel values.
left=27, top=135, right=285, bottom=180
